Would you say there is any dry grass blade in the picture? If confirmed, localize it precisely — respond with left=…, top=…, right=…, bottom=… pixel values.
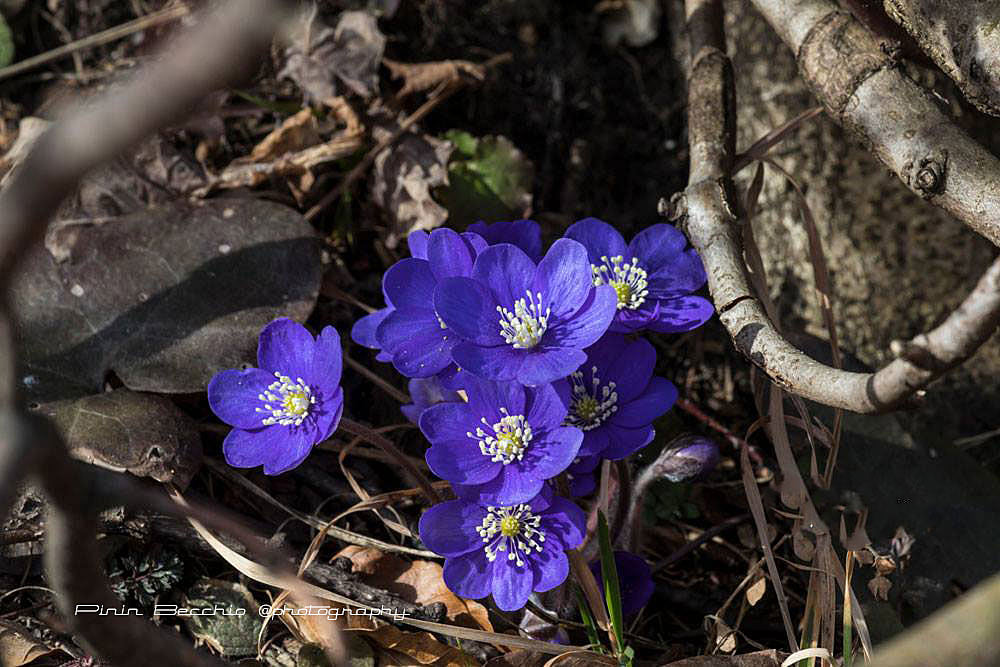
left=383, top=58, right=488, bottom=98
left=733, top=106, right=824, bottom=173
left=339, top=417, right=440, bottom=503
left=205, top=458, right=437, bottom=557
left=344, top=354, right=411, bottom=403
left=739, top=439, right=800, bottom=652
left=180, top=504, right=604, bottom=657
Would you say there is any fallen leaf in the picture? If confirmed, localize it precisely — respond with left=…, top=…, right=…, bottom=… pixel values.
left=370, top=111, right=453, bottom=248
left=337, top=546, right=492, bottom=632
left=0, top=620, right=56, bottom=666
left=11, top=198, right=322, bottom=401
left=181, top=578, right=263, bottom=657
left=599, top=0, right=661, bottom=48
left=660, top=649, right=786, bottom=666
left=745, top=576, right=767, bottom=607
left=868, top=574, right=893, bottom=601
left=35, top=387, right=202, bottom=488
left=437, top=131, right=533, bottom=228
left=485, top=650, right=615, bottom=667
left=383, top=59, right=486, bottom=99
left=279, top=9, right=385, bottom=102
left=346, top=615, right=474, bottom=667
left=205, top=99, right=363, bottom=195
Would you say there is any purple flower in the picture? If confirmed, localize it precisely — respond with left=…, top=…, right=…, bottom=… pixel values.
left=590, top=550, right=654, bottom=617
left=207, top=318, right=344, bottom=475
left=419, top=491, right=585, bottom=611
left=468, top=219, right=543, bottom=262
left=653, top=435, right=720, bottom=482
left=351, top=228, right=487, bottom=379
left=435, top=239, right=618, bottom=386
left=566, top=454, right=601, bottom=497
left=555, top=333, right=677, bottom=460
left=565, top=218, right=713, bottom=334
left=419, top=374, right=582, bottom=505
left=400, top=376, right=464, bottom=424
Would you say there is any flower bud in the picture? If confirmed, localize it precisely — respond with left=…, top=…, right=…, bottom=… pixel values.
left=653, top=435, right=719, bottom=482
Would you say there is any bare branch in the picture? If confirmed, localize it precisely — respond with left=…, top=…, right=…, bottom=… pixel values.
left=680, top=0, right=1000, bottom=412
left=884, top=0, right=1000, bottom=117
left=748, top=0, right=1000, bottom=249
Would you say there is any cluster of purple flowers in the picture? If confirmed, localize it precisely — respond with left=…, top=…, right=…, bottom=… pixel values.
left=206, top=217, right=710, bottom=615
left=355, top=218, right=711, bottom=611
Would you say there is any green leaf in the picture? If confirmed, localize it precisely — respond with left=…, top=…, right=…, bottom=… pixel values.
left=575, top=587, right=605, bottom=653
left=597, top=511, right=625, bottom=657
left=437, top=131, right=533, bottom=227
left=0, top=12, right=13, bottom=68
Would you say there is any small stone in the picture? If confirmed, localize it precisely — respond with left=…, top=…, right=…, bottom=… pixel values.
left=70, top=284, right=85, bottom=297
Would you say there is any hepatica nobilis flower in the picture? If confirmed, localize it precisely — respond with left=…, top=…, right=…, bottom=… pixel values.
left=467, top=219, right=543, bottom=262
left=565, top=217, right=713, bottom=334
left=352, top=228, right=486, bottom=380
left=400, top=375, right=464, bottom=424
left=435, top=239, right=618, bottom=386
left=208, top=318, right=343, bottom=475
left=590, top=550, right=655, bottom=617
left=419, top=491, right=585, bottom=611
left=420, top=374, right=582, bottom=505
left=555, top=332, right=677, bottom=460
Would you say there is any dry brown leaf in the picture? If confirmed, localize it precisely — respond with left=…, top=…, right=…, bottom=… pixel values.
left=279, top=9, right=385, bottom=102
left=369, top=111, right=453, bottom=248
left=347, top=614, right=473, bottom=667
left=0, top=620, right=57, bottom=666
left=746, top=576, right=767, bottom=607
left=868, top=574, right=893, bottom=601
left=383, top=58, right=485, bottom=98
left=338, top=546, right=492, bottom=632
left=204, top=98, right=362, bottom=194
left=661, top=649, right=786, bottom=666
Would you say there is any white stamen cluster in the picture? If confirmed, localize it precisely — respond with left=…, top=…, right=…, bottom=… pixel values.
left=469, top=408, right=533, bottom=464
left=564, top=366, right=618, bottom=430
left=497, top=290, right=550, bottom=349
left=256, top=372, right=316, bottom=427
left=477, top=504, right=546, bottom=566
left=592, top=255, right=649, bottom=309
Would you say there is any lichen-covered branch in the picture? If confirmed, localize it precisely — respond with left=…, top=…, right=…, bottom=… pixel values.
left=884, top=0, right=1000, bottom=117
left=748, top=0, right=1000, bottom=249
left=680, top=0, right=1000, bottom=413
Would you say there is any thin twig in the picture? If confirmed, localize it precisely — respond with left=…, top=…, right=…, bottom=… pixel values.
left=0, top=4, right=191, bottom=82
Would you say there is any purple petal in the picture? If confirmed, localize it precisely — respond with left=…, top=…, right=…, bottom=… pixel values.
left=428, top=227, right=479, bottom=280
left=589, top=334, right=656, bottom=404
left=426, top=442, right=501, bottom=485
left=468, top=220, right=542, bottom=262
left=609, top=304, right=657, bottom=334
left=208, top=368, right=272, bottom=429
left=645, top=296, right=714, bottom=333
left=614, top=377, right=678, bottom=428
left=590, top=551, right=654, bottom=617
left=383, top=258, right=436, bottom=309
left=464, top=376, right=527, bottom=421
left=645, top=248, right=707, bottom=297
left=545, top=286, right=617, bottom=349
left=578, top=428, right=611, bottom=457
left=407, top=230, right=429, bottom=259
left=518, top=426, right=582, bottom=479
left=351, top=308, right=392, bottom=349
left=540, top=496, right=586, bottom=551
left=451, top=342, right=524, bottom=382
left=418, top=500, right=484, bottom=557
left=627, top=223, right=688, bottom=269
left=420, top=403, right=476, bottom=442
left=599, top=423, right=655, bottom=460
left=444, top=551, right=493, bottom=600
left=531, top=545, right=570, bottom=593
left=532, top=238, right=592, bottom=318
left=568, top=471, right=597, bottom=497
left=472, top=243, right=535, bottom=309
left=378, top=308, right=455, bottom=378
left=435, top=277, right=505, bottom=346
left=257, top=318, right=315, bottom=380
left=525, top=383, right=569, bottom=430
left=223, top=425, right=314, bottom=475
left=311, top=386, right=344, bottom=442
left=465, top=468, right=546, bottom=506
left=490, top=560, right=534, bottom=611
left=310, top=325, right=343, bottom=391
left=565, top=217, right=628, bottom=263
left=517, top=347, right=586, bottom=386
